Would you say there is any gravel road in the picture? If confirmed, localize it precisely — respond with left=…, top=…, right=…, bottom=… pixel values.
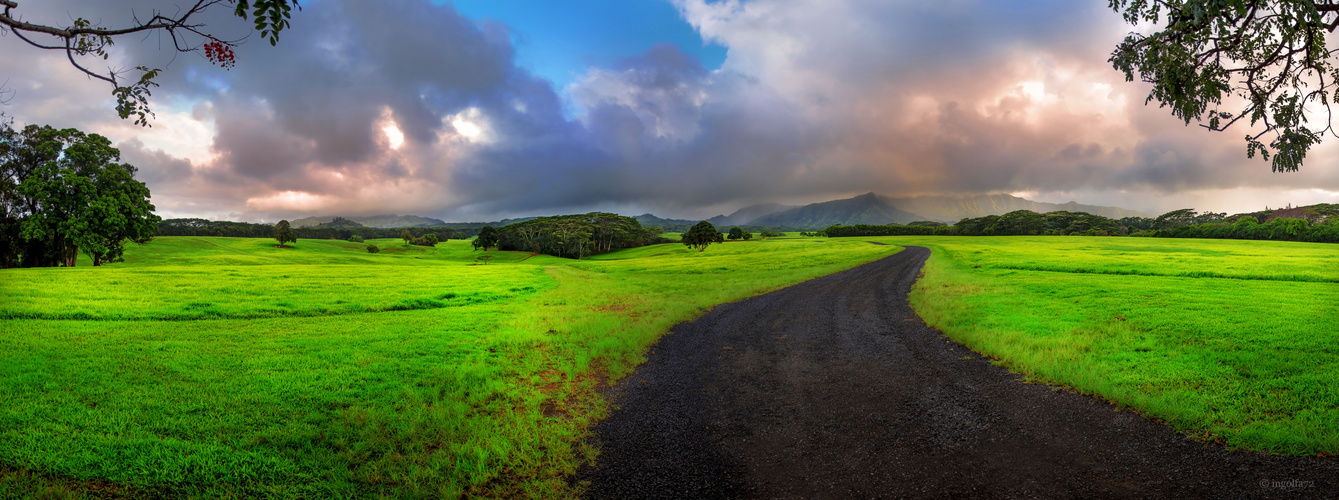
left=576, top=246, right=1337, bottom=499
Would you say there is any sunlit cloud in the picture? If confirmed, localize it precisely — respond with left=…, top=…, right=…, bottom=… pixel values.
left=383, top=123, right=406, bottom=150
left=448, top=108, right=491, bottom=144
left=245, top=190, right=342, bottom=212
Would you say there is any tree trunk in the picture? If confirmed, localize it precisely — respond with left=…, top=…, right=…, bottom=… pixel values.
left=62, top=243, right=78, bottom=267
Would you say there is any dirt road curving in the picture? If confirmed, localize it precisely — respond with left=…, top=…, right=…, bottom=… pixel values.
left=576, top=246, right=1336, bottom=499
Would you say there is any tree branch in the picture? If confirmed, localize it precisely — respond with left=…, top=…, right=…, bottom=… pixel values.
left=0, top=0, right=298, bottom=125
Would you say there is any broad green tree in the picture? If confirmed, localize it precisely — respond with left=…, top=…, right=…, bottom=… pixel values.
left=1110, top=0, right=1339, bottom=172
left=727, top=227, right=744, bottom=240
left=682, top=221, right=722, bottom=252
left=274, top=219, right=296, bottom=247
left=14, top=126, right=159, bottom=267
left=474, top=225, right=499, bottom=251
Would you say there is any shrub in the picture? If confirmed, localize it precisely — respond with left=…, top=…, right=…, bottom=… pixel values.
left=410, top=234, right=439, bottom=247
left=366, top=244, right=379, bottom=253
left=348, top=235, right=364, bottom=243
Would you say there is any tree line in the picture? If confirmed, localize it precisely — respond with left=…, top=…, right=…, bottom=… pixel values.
left=495, top=213, right=669, bottom=259
left=820, top=208, right=1339, bottom=244
left=157, top=218, right=464, bottom=241
left=1, top=123, right=159, bottom=268
left=1142, top=214, right=1339, bottom=244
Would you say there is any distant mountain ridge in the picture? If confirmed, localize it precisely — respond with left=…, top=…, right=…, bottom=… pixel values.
left=706, top=202, right=796, bottom=227
left=750, top=193, right=925, bottom=228
left=291, top=214, right=449, bottom=228
left=284, top=194, right=1149, bottom=232
left=886, top=194, right=1149, bottom=223
left=633, top=214, right=699, bottom=232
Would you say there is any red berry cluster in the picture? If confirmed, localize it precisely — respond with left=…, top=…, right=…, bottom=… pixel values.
left=203, top=39, right=236, bottom=69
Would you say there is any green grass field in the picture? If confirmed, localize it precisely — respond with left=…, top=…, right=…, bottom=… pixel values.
left=0, top=236, right=897, bottom=498
left=882, top=236, right=1339, bottom=455
left=4, top=234, right=1337, bottom=498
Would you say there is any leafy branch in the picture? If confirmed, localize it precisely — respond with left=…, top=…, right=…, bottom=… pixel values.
left=0, top=0, right=298, bottom=125
left=1110, top=0, right=1339, bottom=172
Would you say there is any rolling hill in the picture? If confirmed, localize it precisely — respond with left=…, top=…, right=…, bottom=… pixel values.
left=706, top=202, right=796, bottom=227
left=749, top=193, right=927, bottom=228
left=633, top=214, right=700, bottom=232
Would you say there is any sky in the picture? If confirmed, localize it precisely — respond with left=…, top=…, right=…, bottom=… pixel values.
left=3, top=0, right=1339, bottom=222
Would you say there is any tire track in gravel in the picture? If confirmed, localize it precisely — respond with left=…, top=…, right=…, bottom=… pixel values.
left=576, top=246, right=1337, bottom=499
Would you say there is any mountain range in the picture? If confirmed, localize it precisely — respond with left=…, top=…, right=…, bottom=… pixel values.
left=884, top=194, right=1149, bottom=223
left=692, top=193, right=1150, bottom=229
left=291, top=214, right=450, bottom=228
left=290, top=193, right=1151, bottom=231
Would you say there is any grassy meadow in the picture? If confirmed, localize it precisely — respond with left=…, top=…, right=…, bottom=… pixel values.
left=0, top=235, right=897, bottom=498
left=885, top=236, right=1339, bottom=455
left=4, top=233, right=1337, bottom=498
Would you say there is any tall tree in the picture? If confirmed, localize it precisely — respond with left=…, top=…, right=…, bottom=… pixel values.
left=274, top=219, right=296, bottom=247
left=1110, top=0, right=1339, bottom=172
left=0, top=0, right=300, bottom=125
left=13, top=126, right=159, bottom=267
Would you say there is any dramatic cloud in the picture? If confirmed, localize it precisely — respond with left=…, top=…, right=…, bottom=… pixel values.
left=4, top=0, right=1338, bottom=221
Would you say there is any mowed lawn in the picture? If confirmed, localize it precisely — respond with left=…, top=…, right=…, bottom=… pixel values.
left=0, top=236, right=898, bottom=498
left=881, top=236, right=1339, bottom=456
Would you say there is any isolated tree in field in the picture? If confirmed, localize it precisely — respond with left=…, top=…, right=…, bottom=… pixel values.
left=741, top=229, right=753, bottom=240
left=274, top=219, right=296, bottom=247
left=475, top=254, right=494, bottom=265
left=365, top=243, right=378, bottom=253
left=0, top=0, right=300, bottom=125
left=6, top=124, right=159, bottom=267
left=401, top=229, right=413, bottom=244
left=1110, top=0, right=1339, bottom=172
left=727, top=227, right=744, bottom=240
left=682, top=221, right=722, bottom=252
left=474, top=225, right=499, bottom=251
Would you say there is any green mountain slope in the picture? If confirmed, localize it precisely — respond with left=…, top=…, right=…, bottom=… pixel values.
left=750, top=193, right=927, bottom=228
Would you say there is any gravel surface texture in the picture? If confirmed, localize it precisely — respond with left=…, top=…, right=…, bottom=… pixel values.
left=575, top=246, right=1337, bottom=499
